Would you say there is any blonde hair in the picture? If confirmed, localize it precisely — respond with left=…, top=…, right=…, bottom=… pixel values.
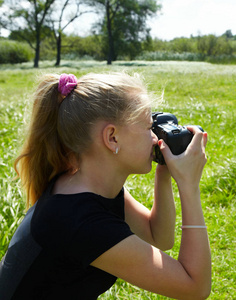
left=15, top=72, right=151, bottom=208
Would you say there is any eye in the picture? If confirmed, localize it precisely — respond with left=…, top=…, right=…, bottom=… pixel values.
left=149, top=124, right=154, bottom=130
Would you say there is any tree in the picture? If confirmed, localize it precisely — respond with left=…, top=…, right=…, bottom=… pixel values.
left=223, top=30, right=233, bottom=39
left=1, top=0, right=55, bottom=67
left=216, top=36, right=233, bottom=55
left=169, top=37, right=197, bottom=53
left=49, top=0, right=92, bottom=66
left=197, top=35, right=218, bottom=56
left=85, top=0, right=161, bottom=64
left=60, top=34, right=104, bottom=60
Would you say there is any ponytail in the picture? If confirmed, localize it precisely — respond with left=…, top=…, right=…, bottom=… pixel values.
left=14, top=74, right=70, bottom=208
left=15, top=72, right=151, bottom=208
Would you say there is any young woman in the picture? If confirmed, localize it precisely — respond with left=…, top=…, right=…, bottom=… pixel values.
left=0, top=72, right=211, bottom=299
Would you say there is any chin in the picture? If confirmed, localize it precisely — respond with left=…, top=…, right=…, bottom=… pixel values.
left=137, top=163, right=153, bottom=175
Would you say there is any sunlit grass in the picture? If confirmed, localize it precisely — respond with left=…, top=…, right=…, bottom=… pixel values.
left=0, top=61, right=235, bottom=299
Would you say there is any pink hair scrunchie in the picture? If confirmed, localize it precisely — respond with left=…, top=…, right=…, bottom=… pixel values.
left=58, top=73, right=78, bottom=96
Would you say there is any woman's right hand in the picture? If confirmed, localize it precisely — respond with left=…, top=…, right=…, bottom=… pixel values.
left=158, top=126, right=208, bottom=190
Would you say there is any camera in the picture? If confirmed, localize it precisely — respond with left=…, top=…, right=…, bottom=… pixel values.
left=152, top=112, right=203, bottom=164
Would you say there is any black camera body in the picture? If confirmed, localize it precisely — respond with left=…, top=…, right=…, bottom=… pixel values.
left=152, top=112, right=203, bottom=164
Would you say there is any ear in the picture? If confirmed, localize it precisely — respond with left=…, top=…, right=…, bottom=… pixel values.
left=102, top=124, right=119, bottom=154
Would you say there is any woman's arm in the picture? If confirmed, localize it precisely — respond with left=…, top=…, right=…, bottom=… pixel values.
left=150, top=164, right=176, bottom=249
left=124, top=164, right=176, bottom=251
left=91, top=127, right=211, bottom=299
left=159, top=127, right=211, bottom=295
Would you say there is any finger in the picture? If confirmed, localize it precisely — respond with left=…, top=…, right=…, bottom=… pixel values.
left=188, top=131, right=204, bottom=150
left=186, top=125, right=203, bottom=134
left=202, top=132, right=208, bottom=148
left=158, top=139, right=173, bottom=161
left=186, top=126, right=204, bottom=148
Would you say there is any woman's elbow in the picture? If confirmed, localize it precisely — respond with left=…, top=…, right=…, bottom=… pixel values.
left=200, top=284, right=211, bottom=300
left=154, top=236, right=175, bottom=251
left=188, top=280, right=211, bottom=300
left=192, top=289, right=211, bottom=300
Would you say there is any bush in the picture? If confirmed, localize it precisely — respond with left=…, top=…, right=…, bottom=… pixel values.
left=60, top=35, right=105, bottom=61
left=0, top=39, right=33, bottom=64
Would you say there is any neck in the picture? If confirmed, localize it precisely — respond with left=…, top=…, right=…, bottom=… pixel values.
left=76, top=156, right=127, bottom=198
left=56, top=120, right=130, bottom=198
left=55, top=153, right=128, bottom=199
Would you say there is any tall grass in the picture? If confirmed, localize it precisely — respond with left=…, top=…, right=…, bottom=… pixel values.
left=136, top=51, right=236, bottom=64
left=0, top=61, right=235, bottom=299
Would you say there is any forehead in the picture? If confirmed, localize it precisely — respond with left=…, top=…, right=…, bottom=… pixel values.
left=138, top=106, right=152, bottom=122
left=129, top=111, right=152, bottom=130
left=141, top=112, right=153, bottom=124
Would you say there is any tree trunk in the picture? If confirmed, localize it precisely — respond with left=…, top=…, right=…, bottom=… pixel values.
left=106, top=1, right=114, bottom=65
left=34, top=31, right=40, bottom=68
left=55, top=33, right=61, bottom=66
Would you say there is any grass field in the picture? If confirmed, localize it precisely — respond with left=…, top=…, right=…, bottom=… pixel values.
left=0, top=60, right=235, bottom=299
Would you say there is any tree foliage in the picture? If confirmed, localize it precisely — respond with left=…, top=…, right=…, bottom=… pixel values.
left=85, top=0, right=161, bottom=64
left=1, top=0, right=55, bottom=67
left=48, top=0, right=92, bottom=66
left=197, top=34, right=233, bottom=56
left=150, top=32, right=235, bottom=58
left=1, top=0, right=236, bottom=66
left=0, top=39, right=33, bottom=63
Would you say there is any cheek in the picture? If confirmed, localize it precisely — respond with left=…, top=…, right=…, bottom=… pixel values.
left=146, top=131, right=154, bottom=145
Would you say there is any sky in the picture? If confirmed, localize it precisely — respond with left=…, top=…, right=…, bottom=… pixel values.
left=1, top=0, right=235, bottom=40
left=74, top=0, right=236, bottom=41
left=149, top=0, right=236, bottom=40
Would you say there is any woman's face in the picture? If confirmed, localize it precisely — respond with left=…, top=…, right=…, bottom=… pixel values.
left=117, top=112, right=158, bottom=175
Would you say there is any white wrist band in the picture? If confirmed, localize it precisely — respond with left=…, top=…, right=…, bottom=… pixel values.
left=181, top=225, right=207, bottom=229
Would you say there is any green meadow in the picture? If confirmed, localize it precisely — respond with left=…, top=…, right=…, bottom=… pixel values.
left=0, top=61, right=235, bottom=299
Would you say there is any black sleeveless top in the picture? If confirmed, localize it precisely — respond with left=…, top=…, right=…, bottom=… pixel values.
left=0, top=178, right=134, bottom=299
